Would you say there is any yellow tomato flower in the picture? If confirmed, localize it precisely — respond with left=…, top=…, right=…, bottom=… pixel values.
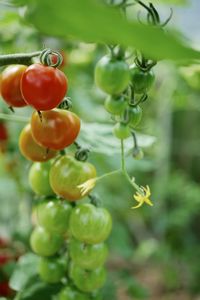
left=78, top=178, right=97, bottom=196
left=132, top=185, right=153, bottom=209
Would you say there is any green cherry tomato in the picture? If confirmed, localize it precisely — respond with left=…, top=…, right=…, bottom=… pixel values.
left=128, top=105, right=142, bottom=128
left=49, top=155, right=96, bottom=201
left=95, top=56, right=130, bottom=95
left=58, top=286, right=88, bottom=300
left=38, top=256, right=67, bottom=283
left=113, top=122, right=131, bottom=139
left=132, top=147, right=144, bottom=160
left=37, top=199, right=72, bottom=234
left=29, top=161, right=53, bottom=196
left=70, top=262, right=106, bottom=293
left=104, top=95, right=127, bottom=115
left=30, top=226, right=63, bottom=256
left=69, top=238, right=108, bottom=270
left=130, top=66, right=155, bottom=94
left=69, top=203, right=112, bottom=244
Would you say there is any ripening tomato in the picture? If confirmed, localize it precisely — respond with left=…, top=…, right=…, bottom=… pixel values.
left=130, top=66, right=155, bottom=94
left=31, top=110, right=81, bottom=150
left=95, top=56, right=130, bottom=95
left=21, top=63, right=67, bottom=111
left=38, top=256, right=67, bottom=283
left=1, top=65, right=27, bottom=107
left=49, top=155, right=96, bottom=201
left=30, top=226, right=63, bottom=256
left=19, top=124, right=57, bottom=162
left=70, top=262, right=106, bottom=293
left=37, top=199, right=72, bottom=234
left=69, top=238, right=108, bottom=270
left=28, top=161, right=53, bottom=196
left=69, top=203, right=112, bottom=244
left=58, top=286, right=88, bottom=300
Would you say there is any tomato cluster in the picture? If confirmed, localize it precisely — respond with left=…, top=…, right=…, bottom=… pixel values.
left=0, top=50, right=113, bottom=298
left=95, top=53, right=155, bottom=141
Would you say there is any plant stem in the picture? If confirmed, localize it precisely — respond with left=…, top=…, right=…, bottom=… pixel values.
left=0, top=113, right=29, bottom=123
left=0, top=51, right=41, bottom=67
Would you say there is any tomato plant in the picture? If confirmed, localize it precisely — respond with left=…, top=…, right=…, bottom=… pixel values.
left=37, top=199, right=72, bottom=234
left=95, top=56, right=130, bottom=95
left=30, top=226, right=63, bottom=256
left=21, top=63, right=68, bottom=111
left=69, top=203, right=112, bottom=244
left=50, top=155, right=96, bottom=201
left=31, top=110, right=81, bottom=150
left=69, top=238, right=108, bottom=270
left=19, top=124, right=57, bottom=162
left=28, top=161, right=53, bottom=196
left=1, top=65, right=27, bottom=107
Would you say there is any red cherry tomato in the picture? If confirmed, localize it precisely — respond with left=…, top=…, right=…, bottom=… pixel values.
left=0, top=123, right=8, bottom=141
left=21, top=63, right=68, bottom=111
left=31, top=110, right=81, bottom=150
left=19, top=124, right=57, bottom=162
left=1, top=65, right=27, bottom=107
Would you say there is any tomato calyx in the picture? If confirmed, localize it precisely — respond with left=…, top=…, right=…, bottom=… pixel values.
left=40, top=48, right=63, bottom=68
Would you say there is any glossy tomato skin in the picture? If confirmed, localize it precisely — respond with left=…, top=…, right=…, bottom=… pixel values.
left=28, top=161, right=53, bottom=196
left=19, top=124, right=57, bottom=162
left=58, top=286, right=88, bottom=300
left=70, top=262, right=106, bottom=293
left=95, top=56, right=130, bottom=95
left=37, top=199, right=72, bottom=234
left=69, top=203, right=112, bottom=244
left=69, top=238, right=108, bottom=270
left=104, top=95, right=127, bottom=115
left=31, top=110, right=81, bottom=150
left=38, top=256, right=67, bottom=283
left=50, top=155, right=96, bottom=201
left=1, top=65, right=27, bottom=107
left=130, top=66, right=155, bottom=94
left=21, top=63, right=67, bottom=111
left=128, top=105, right=142, bottom=128
left=30, top=226, right=63, bottom=256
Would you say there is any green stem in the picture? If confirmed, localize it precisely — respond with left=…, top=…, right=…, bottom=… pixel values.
left=0, top=113, right=29, bottom=123
left=120, top=139, right=141, bottom=193
left=96, top=169, right=121, bottom=182
left=0, top=51, right=41, bottom=67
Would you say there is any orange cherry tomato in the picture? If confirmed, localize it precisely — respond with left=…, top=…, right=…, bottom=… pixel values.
left=19, top=124, right=57, bottom=162
left=31, top=110, right=81, bottom=150
left=21, top=63, right=68, bottom=111
left=1, top=65, right=27, bottom=107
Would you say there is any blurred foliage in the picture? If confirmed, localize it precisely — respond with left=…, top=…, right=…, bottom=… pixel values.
left=0, top=0, right=200, bottom=299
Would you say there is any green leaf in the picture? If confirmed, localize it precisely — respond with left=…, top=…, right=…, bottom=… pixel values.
left=9, top=253, right=39, bottom=292
left=25, top=0, right=200, bottom=61
left=78, top=122, right=156, bottom=155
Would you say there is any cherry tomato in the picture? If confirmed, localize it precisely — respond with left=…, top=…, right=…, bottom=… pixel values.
left=130, top=66, right=155, bottom=94
left=50, top=155, right=96, bottom=201
left=104, top=95, right=127, bottom=115
left=128, top=105, right=142, bottom=128
left=69, top=203, right=112, bottom=244
left=70, top=262, right=106, bottom=293
left=28, top=161, right=53, bottom=196
left=31, top=110, right=81, bottom=150
left=132, top=147, right=144, bottom=160
left=30, top=226, right=63, bottom=256
left=113, top=122, right=131, bottom=139
left=38, top=256, right=67, bottom=283
left=0, top=122, right=8, bottom=152
left=58, top=286, right=88, bottom=300
left=21, top=63, right=67, bottom=111
left=1, top=65, right=27, bottom=107
left=19, top=124, right=57, bottom=162
left=95, top=56, right=130, bottom=95
left=69, top=238, right=108, bottom=270
left=37, top=199, right=72, bottom=234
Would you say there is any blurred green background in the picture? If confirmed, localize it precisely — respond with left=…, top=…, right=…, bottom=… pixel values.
left=0, top=0, right=200, bottom=299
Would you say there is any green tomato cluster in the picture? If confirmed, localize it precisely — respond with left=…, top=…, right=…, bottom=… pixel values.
left=28, top=160, right=112, bottom=298
left=95, top=55, right=155, bottom=141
